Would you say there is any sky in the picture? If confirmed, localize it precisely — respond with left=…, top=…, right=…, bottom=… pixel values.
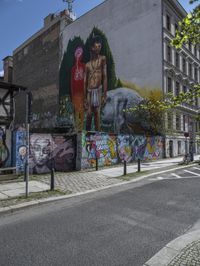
left=0, top=0, right=198, bottom=74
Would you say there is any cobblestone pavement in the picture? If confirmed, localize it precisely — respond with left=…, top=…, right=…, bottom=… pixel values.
left=167, top=240, right=200, bottom=266
left=41, top=171, right=123, bottom=193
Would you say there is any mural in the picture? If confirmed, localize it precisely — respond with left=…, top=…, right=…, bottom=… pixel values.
left=81, top=132, right=164, bottom=169
left=15, top=132, right=76, bottom=174
left=15, top=130, right=27, bottom=173
left=0, top=127, right=10, bottom=168
left=60, top=25, right=162, bottom=135
left=81, top=132, right=118, bottom=168
left=29, top=134, right=76, bottom=174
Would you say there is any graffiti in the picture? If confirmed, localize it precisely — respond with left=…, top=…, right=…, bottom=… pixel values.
left=53, top=135, right=76, bottom=172
left=131, top=135, right=147, bottom=161
left=117, top=135, right=132, bottom=162
left=143, top=136, right=163, bottom=160
left=81, top=132, right=118, bottom=168
left=29, top=134, right=76, bottom=174
left=0, top=127, right=10, bottom=167
left=58, top=96, right=74, bottom=128
left=15, top=130, right=26, bottom=173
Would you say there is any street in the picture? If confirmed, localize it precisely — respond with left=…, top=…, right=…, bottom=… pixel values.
left=0, top=166, right=200, bottom=266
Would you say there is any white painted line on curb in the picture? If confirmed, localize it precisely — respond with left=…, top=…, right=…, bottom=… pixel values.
left=171, top=173, right=182, bottom=179
left=183, top=169, right=200, bottom=176
left=157, top=177, right=164, bottom=180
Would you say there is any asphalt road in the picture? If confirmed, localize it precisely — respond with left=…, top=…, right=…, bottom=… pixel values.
left=0, top=166, right=200, bottom=266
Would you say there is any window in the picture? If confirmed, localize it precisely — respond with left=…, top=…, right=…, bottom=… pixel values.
left=175, top=52, right=180, bottom=68
left=194, top=46, right=197, bottom=57
left=194, top=67, right=198, bottom=82
left=175, top=81, right=180, bottom=96
left=167, top=77, right=172, bottom=93
left=189, top=63, right=193, bottom=78
left=183, top=85, right=187, bottom=93
left=183, top=115, right=186, bottom=131
left=175, top=23, right=178, bottom=34
left=178, top=141, right=182, bottom=155
left=166, top=15, right=171, bottom=31
left=182, top=57, right=186, bottom=74
left=188, top=42, right=192, bottom=52
left=167, top=45, right=172, bottom=62
left=176, top=114, right=181, bottom=130
left=167, top=113, right=173, bottom=129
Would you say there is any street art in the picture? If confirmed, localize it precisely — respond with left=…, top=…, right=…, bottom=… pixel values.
left=15, top=130, right=26, bottom=173
left=0, top=127, right=10, bottom=168
left=15, top=132, right=76, bottom=174
left=60, top=25, right=163, bottom=135
left=81, top=132, right=164, bottom=169
left=81, top=132, right=118, bottom=168
left=29, top=134, right=76, bottom=174
left=143, top=136, right=163, bottom=160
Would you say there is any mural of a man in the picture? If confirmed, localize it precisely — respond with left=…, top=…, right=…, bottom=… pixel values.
left=71, top=46, right=85, bottom=130
left=84, top=36, right=107, bottom=131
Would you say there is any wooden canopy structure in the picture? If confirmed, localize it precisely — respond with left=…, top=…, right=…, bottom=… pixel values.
left=0, top=81, right=27, bottom=126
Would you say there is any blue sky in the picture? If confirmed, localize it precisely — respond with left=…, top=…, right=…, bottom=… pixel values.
left=0, top=0, right=198, bottom=74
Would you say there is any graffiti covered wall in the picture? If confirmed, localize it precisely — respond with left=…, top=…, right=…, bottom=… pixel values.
left=15, top=132, right=76, bottom=174
left=81, top=132, right=118, bottom=168
left=15, top=130, right=27, bottom=173
left=81, top=132, right=164, bottom=169
left=59, top=0, right=163, bottom=134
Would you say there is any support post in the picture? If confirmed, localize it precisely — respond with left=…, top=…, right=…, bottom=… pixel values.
left=123, top=160, right=127, bottom=175
left=25, top=93, right=30, bottom=198
left=137, top=159, right=141, bottom=172
left=50, top=168, right=55, bottom=191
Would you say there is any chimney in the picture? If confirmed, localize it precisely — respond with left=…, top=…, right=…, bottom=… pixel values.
left=3, top=56, right=13, bottom=83
left=44, top=13, right=55, bottom=27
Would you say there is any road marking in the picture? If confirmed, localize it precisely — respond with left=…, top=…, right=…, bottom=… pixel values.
left=192, top=167, right=200, bottom=171
left=183, top=169, right=200, bottom=176
left=171, top=173, right=182, bottom=179
left=157, top=176, right=164, bottom=180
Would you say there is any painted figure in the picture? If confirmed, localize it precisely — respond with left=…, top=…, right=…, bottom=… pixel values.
left=30, top=134, right=52, bottom=174
left=71, top=46, right=85, bottom=130
left=84, top=36, right=107, bottom=131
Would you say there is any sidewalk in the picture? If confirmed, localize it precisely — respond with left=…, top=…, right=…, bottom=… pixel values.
left=0, top=155, right=199, bottom=201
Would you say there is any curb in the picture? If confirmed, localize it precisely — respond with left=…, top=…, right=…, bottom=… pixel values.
left=143, top=229, right=200, bottom=266
left=0, top=163, right=198, bottom=216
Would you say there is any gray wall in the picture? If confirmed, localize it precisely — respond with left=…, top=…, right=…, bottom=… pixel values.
left=61, top=0, right=163, bottom=89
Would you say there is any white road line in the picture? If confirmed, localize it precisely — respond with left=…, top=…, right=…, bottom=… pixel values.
left=157, top=176, right=164, bottom=180
left=171, top=173, right=182, bottom=179
left=192, top=167, right=200, bottom=171
left=183, top=169, right=200, bottom=176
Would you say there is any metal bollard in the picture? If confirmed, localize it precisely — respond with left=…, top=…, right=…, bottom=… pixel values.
left=50, top=168, right=55, bottom=191
left=137, top=159, right=141, bottom=172
left=96, top=157, right=99, bottom=171
left=124, top=160, right=127, bottom=175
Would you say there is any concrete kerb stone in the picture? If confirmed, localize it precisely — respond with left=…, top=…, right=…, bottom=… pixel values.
left=144, top=230, right=200, bottom=266
left=0, top=162, right=199, bottom=217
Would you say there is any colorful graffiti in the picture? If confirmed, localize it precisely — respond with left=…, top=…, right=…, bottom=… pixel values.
left=81, top=133, right=164, bottom=169
left=15, top=130, right=27, bottom=173
left=81, top=132, right=118, bottom=168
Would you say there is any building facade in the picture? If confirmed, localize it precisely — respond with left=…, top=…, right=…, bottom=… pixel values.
left=12, top=10, right=73, bottom=128
left=10, top=0, right=200, bottom=160
left=163, top=0, right=200, bottom=157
